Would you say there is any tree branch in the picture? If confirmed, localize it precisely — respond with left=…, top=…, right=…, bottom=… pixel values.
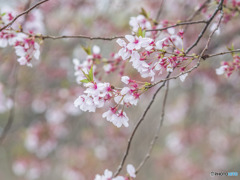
left=187, top=0, right=210, bottom=22
left=203, top=49, right=240, bottom=59
left=113, top=72, right=171, bottom=177
left=152, top=10, right=224, bottom=87
left=33, top=34, right=124, bottom=41
left=155, top=0, right=165, bottom=22
left=185, top=0, right=224, bottom=54
left=135, top=80, right=170, bottom=174
left=0, top=66, right=19, bottom=145
left=146, top=20, right=207, bottom=32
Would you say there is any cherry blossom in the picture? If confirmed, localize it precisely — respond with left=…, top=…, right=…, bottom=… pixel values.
left=125, top=35, right=152, bottom=51
left=14, top=35, right=40, bottom=67
left=0, top=7, right=44, bottom=67
left=216, top=55, right=240, bottom=77
left=116, top=38, right=131, bottom=60
left=102, top=109, right=129, bottom=128
left=216, top=65, right=227, bottom=75
left=179, top=73, right=188, bottom=82
left=94, top=164, right=136, bottom=180
left=73, top=58, right=95, bottom=84
left=121, top=76, right=130, bottom=84
left=127, top=164, right=136, bottom=178
left=129, top=15, right=152, bottom=33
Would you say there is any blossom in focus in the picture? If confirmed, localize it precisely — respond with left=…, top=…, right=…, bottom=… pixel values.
left=116, top=38, right=131, bottom=60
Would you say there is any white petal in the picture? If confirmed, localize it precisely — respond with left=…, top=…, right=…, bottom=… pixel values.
left=116, top=39, right=126, bottom=47
left=125, top=35, right=135, bottom=43
left=121, top=87, right=130, bottom=95
left=127, top=164, right=136, bottom=178
left=179, top=73, right=188, bottom=82
left=216, top=65, right=227, bottom=75
left=93, top=45, right=100, bottom=54
left=167, top=27, right=175, bottom=35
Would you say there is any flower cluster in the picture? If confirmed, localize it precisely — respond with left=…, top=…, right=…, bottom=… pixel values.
left=95, top=164, right=136, bottom=180
left=14, top=35, right=40, bottom=67
left=216, top=55, right=240, bottom=77
left=221, top=0, right=240, bottom=24
left=73, top=45, right=126, bottom=85
left=117, top=24, right=185, bottom=82
left=74, top=14, right=192, bottom=128
left=0, top=7, right=43, bottom=66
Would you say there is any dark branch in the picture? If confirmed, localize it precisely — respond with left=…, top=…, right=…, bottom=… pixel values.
left=113, top=72, right=171, bottom=177
left=135, top=81, right=170, bottom=174
left=185, top=0, right=224, bottom=54
left=34, top=34, right=124, bottom=41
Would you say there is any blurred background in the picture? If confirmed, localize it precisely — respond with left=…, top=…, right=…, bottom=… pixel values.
left=0, top=0, right=240, bottom=179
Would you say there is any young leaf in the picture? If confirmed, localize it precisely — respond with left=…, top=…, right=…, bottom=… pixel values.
left=142, top=30, right=146, bottom=37
left=80, top=79, right=89, bottom=83
left=137, top=27, right=143, bottom=37
left=140, top=8, right=149, bottom=18
left=81, top=46, right=92, bottom=55
left=88, top=65, right=93, bottom=82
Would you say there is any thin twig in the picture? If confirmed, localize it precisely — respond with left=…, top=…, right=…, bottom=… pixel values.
left=135, top=81, right=170, bottom=174
left=0, top=0, right=49, bottom=32
left=204, top=49, right=240, bottom=59
left=152, top=10, right=224, bottom=87
left=31, top=20, right=206, bottom=40
left=184, top=0, right=210, bottom=32
left=113, top=73, right=171, bottom=177
left=185, top=0, right=224, bottom=54
left=187, top=0, right=210, bottom=21
left=146, top=20, right=207, bottom=32
left=0, top=66, right=19, bottom=145
left=34, top=34, right=124, bottom=41
left=155, top=0, right=165, bottom=22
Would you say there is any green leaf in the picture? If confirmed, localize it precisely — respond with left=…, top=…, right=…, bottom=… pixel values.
left=88, top=65, right=93, bottom=81
left=81, top=46, right=91, bottom=55
left=80, top=79, right=89, bottom=83
left=137, top=27, right=143, bottom=37
left=140, top=8, right=149, bottom=18
left=142, top=30, right=146, bottom=37
left=1, top=12, right=6, bottom=17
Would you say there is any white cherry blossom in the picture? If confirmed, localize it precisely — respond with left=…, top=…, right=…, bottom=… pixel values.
left=127, top=164, right=136, bottom=178
left=121, top=76, right=130, bottom=84
left=216, top=65, right=228, bottom=75
left=116, top=38, right=131, bottom=60
left=179, top=73, right=188, bottom=82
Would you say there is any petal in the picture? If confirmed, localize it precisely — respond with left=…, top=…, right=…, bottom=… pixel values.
left=179, top=73, right=188, bottom=82
left=127, top=164, right=136, bottom=178
left=125, top=35, right=135, bottom=43
left=93, top=45, right=100, bottom=54
left=116, top=38, right=126, bottom=47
